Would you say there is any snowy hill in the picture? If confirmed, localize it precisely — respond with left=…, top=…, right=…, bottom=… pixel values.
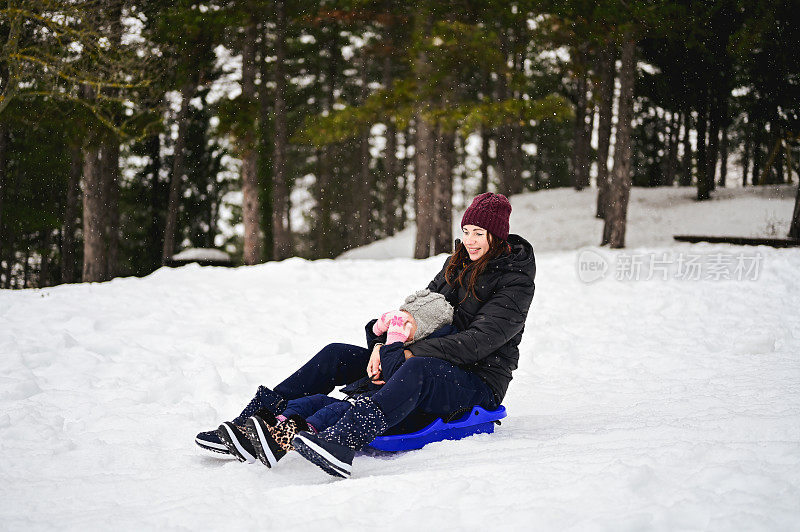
left=1, top=186, right=799, bottom=530
left=341, top=184, right=797, bottom=258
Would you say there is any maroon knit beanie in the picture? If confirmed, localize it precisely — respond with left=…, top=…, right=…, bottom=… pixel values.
left=461, top=192, right=512, bottom=240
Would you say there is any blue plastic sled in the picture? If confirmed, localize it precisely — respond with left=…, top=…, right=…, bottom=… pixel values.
left=368, top=405, right=506, bottom=452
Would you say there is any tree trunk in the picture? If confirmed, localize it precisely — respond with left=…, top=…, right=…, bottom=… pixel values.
left=719, top=124, right=729, bottom=188
left=62, top=144, right=81, bottom=283
left=241, top=143, right=262, bottom=263
left=400, top=126, right=412, bottom=229
left=742, top=126, right=751, bottom=187
left=790, top=178, right=800, bottom=239
left=676, top=111, right=685, bottom=185
left=0, top=124, right=6, bottom=268
left=162, top=82, right=193, bottom=263
left=99, top=4, right=122, bottom=278
left=6, top=156, right=24, bottom=287
left=357, top=127, right=371, bottom=246
left=758, top=136, right=782, bottom=185
left=576, top=89, right=592, bottom=190
left=595, top=42, right=615, bottom=218
left=272, top=0, right=291, bottom=260
left=101, top=137, right=120, bottom=277
left=717, top=89, right=730, bottom=188
left=414, top=111, right=436, bottom=259
left=147, top=134, right=164, bottom=272
left=382, top=44, right=400, bottom=237
left=433, top=129, right=454, bottom=254
left=697, top=113, right=709, bottom=192
left=509, top=17, right=526, bottom=196
left=680, top=109, right=693, bottom=186
left=752, top=130, right=763, bottom=185
left=602, top=35, right=636, bottom=248
left=39, top=229, right=51, bottom=287
left=400, top=126, right=417, bottom=228
left=258, top=35, right=274, bottom=261
left=494, top=31, right=523, bottom=196
left=506, top=43, right=525, bottom=197
left=664, top=112, right=681, bottom=186
left=311, top=26, right=339, bottom=258
left=480, top=128, right=490, bottom=193
left=413, top=9, right=435, bottom=259
left=570, top=69, right=586, bottom=189
left=23, top=246, right=29, bottom=288
left=2, top=250, right=10, bottom=289
left=707, top=93, right=721, bottom=192
left=696, top=88, right=710, bottom=200
left=313, top=146, right=332, bottom=257
left=384, top=120, right=399, bottom=236
left=82, top=145, right=106, bottom=282
left=497, top=125, right=521, bottom=196
left=284, top=189, right=293, bottom=237
left=571, top=46, right=591, bottom=191
left=1, top=250, right=10, bottom=289
left=240, top=14, right=262, bottom=264
left=356, top=55, right=372, bottom=246
left=495, top=137, right=511, bottom=195
left=509, top=121, right=524, bottom=195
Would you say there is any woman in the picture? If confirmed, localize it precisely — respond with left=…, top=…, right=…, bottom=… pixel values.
left=196, top=192, right=536, bottom=478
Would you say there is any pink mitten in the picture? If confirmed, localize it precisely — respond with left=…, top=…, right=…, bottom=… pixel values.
left=373, top=310, right=401, bottom=336
left=386, top=313, right=413, bottom=344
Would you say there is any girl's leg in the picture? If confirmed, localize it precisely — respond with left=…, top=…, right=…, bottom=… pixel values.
left=281, top=394, right=343, bottom=420
left=273, top=343, right=369, bottom=400
left=305, top=400, right=352, bottom=432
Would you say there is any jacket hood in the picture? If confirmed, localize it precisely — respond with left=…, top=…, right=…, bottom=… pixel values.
left=488, top=233, right=536, bottom=281
left=453, top=233, right=536, bottom=282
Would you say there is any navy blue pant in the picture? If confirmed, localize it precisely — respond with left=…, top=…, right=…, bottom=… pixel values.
left=273, top=342, right=497, bottom=428
left=281, top=394, right=351, bottom=432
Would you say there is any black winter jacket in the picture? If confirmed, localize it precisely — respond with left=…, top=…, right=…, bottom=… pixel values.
left=408, top=233, right=536, bottom=403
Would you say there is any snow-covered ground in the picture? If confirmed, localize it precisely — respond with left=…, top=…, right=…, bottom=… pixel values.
left=2, top=186, right=799, bottom=530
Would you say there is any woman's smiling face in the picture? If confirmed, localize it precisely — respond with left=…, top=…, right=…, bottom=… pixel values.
left=462, top=225, right=490, bottom=261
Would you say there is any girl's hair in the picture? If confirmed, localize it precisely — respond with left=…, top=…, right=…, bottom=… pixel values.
left=445, top=233, right=512, bottom=303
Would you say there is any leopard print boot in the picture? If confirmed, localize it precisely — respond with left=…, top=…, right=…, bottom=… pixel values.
left=270, top=415, right=311, bottom=452
left=244, top=413, right=310, bottom=468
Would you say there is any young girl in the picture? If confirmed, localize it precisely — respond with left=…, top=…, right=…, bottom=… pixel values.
left=214, top=290, right=457, bottom=467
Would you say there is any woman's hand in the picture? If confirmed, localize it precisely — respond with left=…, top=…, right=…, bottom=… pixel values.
left=367, top=343, right=384, bottom=384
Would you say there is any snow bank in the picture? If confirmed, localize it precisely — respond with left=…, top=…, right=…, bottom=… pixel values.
left=171, top=248, right=232, bottom=263
left=1, top=242, right=799, bottom=530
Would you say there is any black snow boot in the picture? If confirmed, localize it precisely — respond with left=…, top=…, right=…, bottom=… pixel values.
left=245, top=413, right=310, bottom=469
left=293, top=397, right=387, bottom=479
left=231, top=385, right=287, bottom=426
left=195, top=385, right=286, bottom=457
left=217, top=421, right=257, bottom=463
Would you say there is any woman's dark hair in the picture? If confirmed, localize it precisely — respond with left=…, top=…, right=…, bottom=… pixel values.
left=445, top=233, right=512, bottom=303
